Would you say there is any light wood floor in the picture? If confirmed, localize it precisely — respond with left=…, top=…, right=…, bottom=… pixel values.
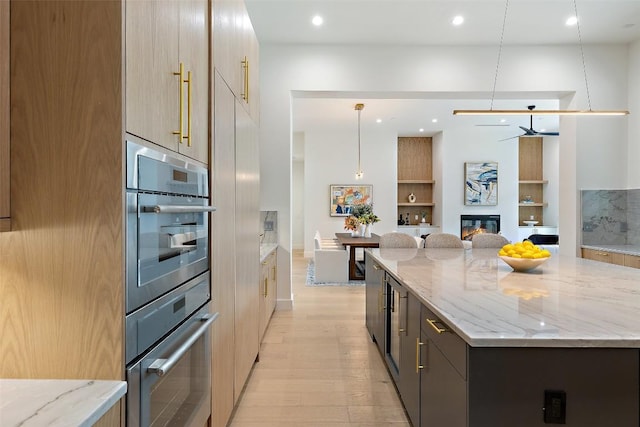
left=228, top=250, right=410, bottom=426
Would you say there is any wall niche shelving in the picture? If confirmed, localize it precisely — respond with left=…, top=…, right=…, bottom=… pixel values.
left=397, top=137, right=434, bottom=225
left=518, top=136, right=547, bottom=226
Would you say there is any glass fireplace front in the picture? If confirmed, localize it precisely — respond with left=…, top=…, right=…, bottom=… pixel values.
left=460, top=215, right=500, bottom=241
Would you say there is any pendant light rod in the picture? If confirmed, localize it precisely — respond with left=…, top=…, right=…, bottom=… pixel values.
left=453, top=0, right=630, bottom=117
left=355, top=103, right=364, bottom=180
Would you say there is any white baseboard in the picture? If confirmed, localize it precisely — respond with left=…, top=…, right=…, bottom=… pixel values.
left=276, top=298, right=293, bottom=310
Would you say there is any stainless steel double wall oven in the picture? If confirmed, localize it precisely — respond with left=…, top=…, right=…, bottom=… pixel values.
left=125, top=140, right=216, bottom=427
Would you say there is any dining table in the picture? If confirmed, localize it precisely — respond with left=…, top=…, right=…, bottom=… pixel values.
left=334, top=232, right=380, bottom=280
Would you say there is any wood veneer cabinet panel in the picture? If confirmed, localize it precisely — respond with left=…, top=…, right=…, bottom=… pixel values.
left=518, top=137, right=545, bottom=225
left=93, top=400, right=122, bottom=427
left=211, top=71, right=236, bottom=427
left=2, top=1, right=123, bottom=379
left=624, top=254, right=640, bottom=269
left=581, top=248, right=625, bottom=265
left=0, top=0, right=9, bottom=231
left=397, top=137, right=433, bottom=224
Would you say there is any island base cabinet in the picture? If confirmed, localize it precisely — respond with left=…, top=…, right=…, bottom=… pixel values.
left=467, top=348, right=639, bottom=427
left=420, top=331, right=467, bottom=427
left=365, top=252, right=385, bottom=355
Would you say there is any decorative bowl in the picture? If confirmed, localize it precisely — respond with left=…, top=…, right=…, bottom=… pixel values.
left=498, top=255, right=549, bottom=272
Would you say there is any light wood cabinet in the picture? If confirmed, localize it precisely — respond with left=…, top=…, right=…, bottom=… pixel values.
left=125, top=0, right=208, bottom=163
left=518, top=137, right=547, bottom=225
left=211, top=70, right=261, bottom=427
left=1, top=0, right=9, bottom=232
left=397, top=137, right=434, bottom=225
left=259, top=250, right=277, bottom=341
left=212, top=0, right=260, bottom=122
left=582, top=248, right=640, bottom=269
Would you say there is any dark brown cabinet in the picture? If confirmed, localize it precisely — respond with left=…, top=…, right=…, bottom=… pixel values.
left=399, top=293, right=422, bottom=426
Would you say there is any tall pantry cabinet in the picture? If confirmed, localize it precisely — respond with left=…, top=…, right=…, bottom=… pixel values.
left=210, top=0, right=261, bottom=424
left=1, top=1, right=9, bottom=232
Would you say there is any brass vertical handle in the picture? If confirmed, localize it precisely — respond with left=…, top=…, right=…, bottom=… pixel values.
left=416, top=338, right=424, bottom=373
left=173, top=63, right=184, bottom=141
left=264, top=277, right=268, bottom=297
left=183, top=70, right=192, bottom=147
left=241, top=56, right=249, bottom=102
left=271, top=266, right=276, bottom=281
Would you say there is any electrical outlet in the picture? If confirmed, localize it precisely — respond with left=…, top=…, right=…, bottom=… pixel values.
left=543, top=390, right=566, bottom=424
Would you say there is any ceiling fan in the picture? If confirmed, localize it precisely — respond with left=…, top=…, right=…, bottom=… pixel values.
left=500, top=105, right=560, bottom=141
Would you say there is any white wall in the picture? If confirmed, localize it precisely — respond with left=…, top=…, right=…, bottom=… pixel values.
left=258, top=43, right=632, bottom=304
left=629, top=40, right=640, bottom=187
left=303, top=128, right=398, bottom=256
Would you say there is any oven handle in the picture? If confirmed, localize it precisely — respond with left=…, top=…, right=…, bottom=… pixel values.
left=142, top=205, right=217, bottom=214
left=147, top=312, right=218, bottom=377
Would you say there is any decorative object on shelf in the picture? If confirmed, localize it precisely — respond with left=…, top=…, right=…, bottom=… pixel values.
left=521, top=195, right=534, bottom=204
left=354, top=103, right=364, bottom=180
left=397, top=214, right=405, bottom=226
left=330, top=184, right=372, bottom=217
left=465, top=162, right=498, bottom=206
left=421, top=211, right=428, bottom=223
left=408, top=193, right=416, bottom=203
left=523, top=220, right=539, bottom=227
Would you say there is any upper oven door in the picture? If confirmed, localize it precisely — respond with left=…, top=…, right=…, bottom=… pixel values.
left=126, top=192, right=211, bottom=313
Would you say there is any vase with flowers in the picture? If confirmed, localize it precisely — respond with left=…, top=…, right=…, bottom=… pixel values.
left=344, top=215, right=360, bottom=237
left=350, top=204, right=380, bottom=238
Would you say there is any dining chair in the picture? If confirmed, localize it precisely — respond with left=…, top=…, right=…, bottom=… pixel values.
left=424, top=233, right=464, bottom=248
left=378, top=232, right=419, bottom=248
left=471, top=233, right=510, bottom=248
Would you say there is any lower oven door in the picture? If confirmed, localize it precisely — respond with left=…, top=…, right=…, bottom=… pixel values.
left=127, top=303, right=216, bottom=427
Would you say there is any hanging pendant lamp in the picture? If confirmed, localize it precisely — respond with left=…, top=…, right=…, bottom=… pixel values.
left=355, top=103, right=364, bottom=180
left=453, top=0, right=629, bottom=117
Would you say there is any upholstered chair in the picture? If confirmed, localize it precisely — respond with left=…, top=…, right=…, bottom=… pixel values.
left=424, top=233, right=465, bottom=248
left=471, top=233, right=510, bottom=248
left=378, top=232, right=419, bottom=248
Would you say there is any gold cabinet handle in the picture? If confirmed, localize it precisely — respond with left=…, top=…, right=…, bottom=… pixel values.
left=416, top=338, right=424, bottom=373
left=426, top=318, right=448, bottom=334
left=373, top=264, right=381, bottom=270
left=173, top=62, right=185, bottom=140
left=264, top=277, right=268, bottom=297
left=241, top=56, right=249, bottom=102
left=183, top=70, right=192, bottom=147
left=271, top=266, right=276, bottom=281
left=596, top=252, right=609, bottom=256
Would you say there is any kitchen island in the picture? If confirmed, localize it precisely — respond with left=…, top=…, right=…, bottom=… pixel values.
left=365, top=247, right=640, bottom=427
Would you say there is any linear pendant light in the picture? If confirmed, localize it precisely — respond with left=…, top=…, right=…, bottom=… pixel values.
left=453, top=0, right=629, bottom=117
left=355, top=103, right=364, bottom=180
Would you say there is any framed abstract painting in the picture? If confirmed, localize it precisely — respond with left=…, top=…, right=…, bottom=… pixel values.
left=465, top=162, right=498, bottom=205
left=330, top=184, right=372, bottom=216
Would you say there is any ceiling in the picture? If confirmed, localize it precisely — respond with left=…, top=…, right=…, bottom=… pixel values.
left=245, top=0, right=640, bottom=138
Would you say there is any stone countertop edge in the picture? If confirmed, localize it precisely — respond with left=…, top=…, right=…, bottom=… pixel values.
left=0, top=379, right=127, bottom=427
left=581, top=244, right=640, bottom=256
left=260, top=243, right=278, bottom=262
left=367, top=248, right=640, bottom=349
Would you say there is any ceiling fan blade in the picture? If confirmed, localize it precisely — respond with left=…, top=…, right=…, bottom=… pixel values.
left=518, top=126, right=535, bottom=135
left=498, top=135, right=520, bottom=142
left=538, top=131, right=560, bottom=136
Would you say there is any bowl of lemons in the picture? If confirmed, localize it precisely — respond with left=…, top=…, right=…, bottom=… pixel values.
left=498, top=240, right=552, bottom=272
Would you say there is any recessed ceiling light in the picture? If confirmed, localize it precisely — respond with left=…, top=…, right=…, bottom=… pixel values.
left=312, top=15, right=323, bottom=26
left=431, top=118, right=438, bottom=123
left=500, top=118, right=506, bottom=123
left=565, top=16, right=578, bottom=26
left=452, top=15, right=464, bottom=26
left=419, top=128, right=425, bottom=133
left=376, top=118, right=382, bottom=123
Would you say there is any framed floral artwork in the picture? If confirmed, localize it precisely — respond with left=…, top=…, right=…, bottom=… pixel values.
left=465, top=162, right=498, bottom=205
left=330, top=184, right=372, bottom=216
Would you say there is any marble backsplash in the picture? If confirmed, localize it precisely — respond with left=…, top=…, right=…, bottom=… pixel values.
left=260, top=211, right=278, bottom=244
left=581, top=189, right=640, bottom=245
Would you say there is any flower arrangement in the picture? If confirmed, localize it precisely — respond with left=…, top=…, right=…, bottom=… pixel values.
left=347, top=203, right=381, bottom=226
left=344, top=215, right=360, bottom=231
left=359, top=213, right=380, bottom=224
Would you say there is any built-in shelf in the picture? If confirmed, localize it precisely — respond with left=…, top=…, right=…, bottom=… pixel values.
left=398, top=202, right=435, bottom=207
left=397, top=137, right=434, bottom=226
left=518, top=180, right=548, bottom=184
left=518, top=202, right=547, bottom=207
left=398, top=180, right=435, bottom=184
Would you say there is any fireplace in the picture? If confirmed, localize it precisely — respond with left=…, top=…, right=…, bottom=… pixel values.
left=461, top=215, right=500, bottom=241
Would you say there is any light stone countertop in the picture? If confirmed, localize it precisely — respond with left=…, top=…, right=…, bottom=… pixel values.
left=0, top=379, right=126, bottom=427
left=260, top=243, right=278, bottom=262
left=368, top=248, right=640, bottom=348
left=581, top=244, right=640, bottom=256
